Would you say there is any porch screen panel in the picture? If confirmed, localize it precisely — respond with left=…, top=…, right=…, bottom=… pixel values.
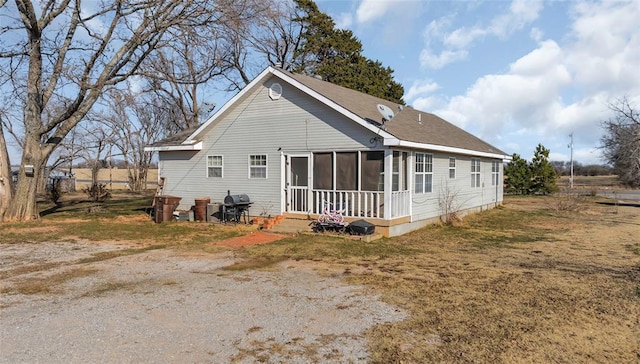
left=361, top=151, right=384, bottom=191
left=336, top=152, right=357, bottom=190
left=313, top=153, right=333, bottom=190
left=392, top=151, right=409, bottom=191
left=402, top=152, right=408, bottom=190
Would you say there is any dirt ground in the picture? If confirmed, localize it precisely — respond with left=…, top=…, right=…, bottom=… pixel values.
left=0, top=243, right=405, bottom=363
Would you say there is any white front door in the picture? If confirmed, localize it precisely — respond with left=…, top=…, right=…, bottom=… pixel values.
left=286, top=154, right=311, bottom=213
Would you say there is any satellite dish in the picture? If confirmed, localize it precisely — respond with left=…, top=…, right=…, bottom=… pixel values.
left=376, top=104, right=395, bottom=122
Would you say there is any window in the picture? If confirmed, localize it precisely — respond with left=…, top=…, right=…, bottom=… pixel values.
left=249, top=154, right=267, bottom=178
left=471, top=158, right=481, bottom=188
left=207, top=155, right=223, bottom=178
left=415, top=153, right=433, bottom=193
left=491, top=161, right=500, bottom=186
left=449, top=157, right=456, bottom=179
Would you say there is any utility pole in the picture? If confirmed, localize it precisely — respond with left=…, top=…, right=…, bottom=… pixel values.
left=568, top=133, right=574, bottom=189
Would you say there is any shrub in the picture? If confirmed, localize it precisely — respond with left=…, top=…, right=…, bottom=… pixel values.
left=46, top=180, right=64, bottom=204
left=553, top=193, right=587, bottom=211
left=82, top=183, right=111, bottom=202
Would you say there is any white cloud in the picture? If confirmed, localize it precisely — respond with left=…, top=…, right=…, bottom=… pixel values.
left=349, top=0, right=424, bottom=47
left=529, top=27, right=543, bottom=42
left=565, top=0, right=640, bottom=94
left=404, top=80, right=439, bottom=101
left=419, top=49, right=468, bottom=69
left=432, top=39, right=571, bottom=134
left=488, top=0, right=543, bottom=38
left=356, top=0, right=393, bottom=24
left=335, top=12, right=353, bottom=29
left=411, top=96, right=442, bottom=112
left=420, top=0, right=543, bottom=69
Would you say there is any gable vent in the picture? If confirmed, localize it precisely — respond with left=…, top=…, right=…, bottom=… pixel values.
left=269, top=83, right=283, bottom=100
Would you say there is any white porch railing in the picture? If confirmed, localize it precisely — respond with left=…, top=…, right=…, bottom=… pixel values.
left=390, top=190, right=411, bottom=218
left=288, top=187, right=411, bottom=219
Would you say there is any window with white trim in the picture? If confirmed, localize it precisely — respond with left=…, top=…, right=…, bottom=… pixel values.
left=415, top=153, right=433, bottom=193
left=249, top=154, right=267, bottom=179
left=491, top=160, right=500, bottom=186
left=207, top=155, right=223, bottom=178
left=449, top=157, right=456, bottom=179
left=471, top=158, right=481, bottom=188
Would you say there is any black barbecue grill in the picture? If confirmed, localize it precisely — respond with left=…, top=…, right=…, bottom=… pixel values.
left=221, top=191, right=252, bottom=223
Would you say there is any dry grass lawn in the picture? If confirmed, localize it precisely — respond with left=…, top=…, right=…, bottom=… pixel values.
left=353, top=196, right=640, bottom=363
left=1, top=191, right=638, bottom=362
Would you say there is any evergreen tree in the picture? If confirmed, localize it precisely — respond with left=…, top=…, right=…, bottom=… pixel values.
left=504, top=154, right=530, bottom=195
left=504, top=145, right=558, bottom=195
left=292, top=0, right=405, bottom=104
left=529, top=144, right=558, bottom=194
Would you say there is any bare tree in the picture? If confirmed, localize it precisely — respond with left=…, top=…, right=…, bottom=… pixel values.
left=140, top=28, right=226, bottom=131
left=246, top=1, right=305, bottom=72
left=98, top=89, right=166, bottom=192
left=135, top=0, right=268, bottom=130
left=219, top=0, right=302, bottom=91
left=73, top=124, right=115, bottom=189
left=601, top=97, right=640, bottom=187
left=0, top=120, right=13, bottom=219
left=0, top=0, right=230, bottom=221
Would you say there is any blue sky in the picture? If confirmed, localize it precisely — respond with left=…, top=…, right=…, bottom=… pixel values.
left=4, top=0, right=638, bottom=166
left=314, top=0, right=640, bottom=165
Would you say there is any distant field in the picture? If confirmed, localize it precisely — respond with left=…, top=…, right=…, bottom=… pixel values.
left=558, top=175, right=622, bottom=188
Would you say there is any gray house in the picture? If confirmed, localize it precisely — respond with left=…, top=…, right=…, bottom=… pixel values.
left=145, top=66, right=510, bottom=236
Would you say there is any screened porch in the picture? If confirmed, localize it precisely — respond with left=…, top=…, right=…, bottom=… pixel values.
left=286, top=150, right=411, bottom=219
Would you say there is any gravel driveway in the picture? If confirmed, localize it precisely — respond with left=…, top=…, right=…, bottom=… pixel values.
left=0, top=242, right=405, bottom=363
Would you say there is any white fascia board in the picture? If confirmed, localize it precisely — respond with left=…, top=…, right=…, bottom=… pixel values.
left=270, top=68, right=396, bottom=140
left=144, top=141, right=202, bottom=152
left=184, top=67, right=274, bottom=143
left=386, top=139, right=511, bottom=160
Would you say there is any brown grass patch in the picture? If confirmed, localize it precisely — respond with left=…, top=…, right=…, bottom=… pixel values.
left=222, top=256, right=289, bottom=271
left=2, top=267, right=98, bottom=295
left=112, top=214, right=153, bottom=223
left=1, top=225, right=63, bottom=235
left=353, top=196, right=640, bottom=363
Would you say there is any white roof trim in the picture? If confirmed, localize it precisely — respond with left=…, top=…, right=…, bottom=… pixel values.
left=387, top=139, right=511, bottom=160
left=144, top=141, right=203, bottom=152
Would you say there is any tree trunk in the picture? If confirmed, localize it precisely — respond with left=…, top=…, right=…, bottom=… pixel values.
left=0, top=126, right=14, bottom=222
left=4, top=137, right=49, bottom=221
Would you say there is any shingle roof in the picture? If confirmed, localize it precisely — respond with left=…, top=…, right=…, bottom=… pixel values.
left=285, top=70, right=507, bottom=156
left=148, top=67, right=508, bottom=158
left=146, top=125, right=199, bottom=148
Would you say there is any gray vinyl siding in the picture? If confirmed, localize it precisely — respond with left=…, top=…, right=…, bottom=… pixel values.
left=158, top=76, right=378, bottom=214
left=410, top=153, right=503, bottom=221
